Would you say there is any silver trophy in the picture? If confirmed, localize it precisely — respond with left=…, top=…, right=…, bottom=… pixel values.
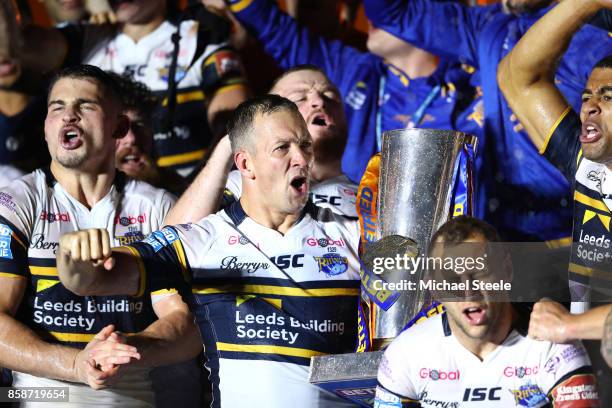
left=309, top=128, right=477, bottom=406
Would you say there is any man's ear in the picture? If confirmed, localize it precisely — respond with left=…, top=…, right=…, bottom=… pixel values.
left=112, top=113, right=130, bottom=139
left=235, top=149, right=255, bottom=179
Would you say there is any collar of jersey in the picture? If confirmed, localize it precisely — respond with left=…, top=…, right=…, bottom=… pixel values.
left=224, top=199, right=319, bottom=228
left=42, top=166, right=127, bottom=193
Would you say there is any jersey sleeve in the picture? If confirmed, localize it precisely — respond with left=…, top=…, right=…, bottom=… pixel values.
left=227, top=0, right=365, bottom=87
left=540, top=108, right=582, bottom=182
left=124, top=226, right=190, bottom=297
left=199, top=44, right=247, bottom=98
left=375, top=343, right=420, bottom=407
left=362, top=0, right=496, bottom=67
left=538, top=342, right=599, bottom=407
left=0, top=177, right=38, bottom=278
left=154, top=190, right=178, bottom=226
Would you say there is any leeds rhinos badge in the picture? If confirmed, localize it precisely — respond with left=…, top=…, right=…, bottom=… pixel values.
left=314, top=253, right=348, bottom=277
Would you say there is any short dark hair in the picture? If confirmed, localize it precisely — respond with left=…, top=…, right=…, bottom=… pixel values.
left=270, top=64, right=330, bottom=92
left=594, top=55, right=612, bottom=70
left=430, top=216, right=501, bottom=246
left=48, top=64, right=123, bottom=108
left=227, top=94, right=302, bottom=152
left=106, top=72, right=157, bottom=121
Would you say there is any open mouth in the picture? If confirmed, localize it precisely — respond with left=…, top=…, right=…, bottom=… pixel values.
left=290, top=175, right=308, bottom=195
left=60, top=127, right=83, bottom=150
left=0, top=60, right=17, bottom=77
left=462, top=306, right=486, bottom=325
left=312, top=115, right=327, bottom=127
left=580, top=123, right=602, bottom=144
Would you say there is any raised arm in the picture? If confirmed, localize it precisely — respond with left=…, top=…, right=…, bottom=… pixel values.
left=222, top=0, right=363, bottom=86
left=57, top=228, right=142, bottom=296
left=497, top=0, right=604, bottom=148
left=363, top=0, right=492, bottom=66
left=165, top=135, right=233, bottom=224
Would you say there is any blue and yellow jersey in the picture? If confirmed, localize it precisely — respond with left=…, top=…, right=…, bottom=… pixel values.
left=542, top=109, right=612, bottom=302
left=127, top=201, right=361, bottom=407
left=0, top=169, right=177, bottom=349
left=363, top=0, right=612, bottom=242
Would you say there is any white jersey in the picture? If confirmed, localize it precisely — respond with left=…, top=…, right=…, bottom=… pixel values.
left=63, top=21, right=245, bottom=174
left=0, top=164, right=24, bottom=188
left=374, top=313, right=598, bottom=408
left=127, top=200, right=361, bottom=407
left=226, top=169, right=358, bottom=217
left=0, top=169, right=177, bottom=407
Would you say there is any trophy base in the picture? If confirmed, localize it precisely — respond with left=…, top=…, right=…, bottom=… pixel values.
left=309, top=351, right=383, bottom=407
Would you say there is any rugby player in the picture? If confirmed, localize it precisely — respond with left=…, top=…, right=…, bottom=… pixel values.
left=210, top=0, right=483, bottom=184
left=166, top=65, right=357, bottom=223
left=2, top=0, right=249, bottom=176
left=58, top=94, right=361, bottom=407
left=0, top=65, right=201, bottom=406
left=374, top=217, right=598, bottom=407
left=364, top=0, right=612, bottom=243
left=497, top=0, right=612, bottom=311
left=110, top=72, right=188, bottom=196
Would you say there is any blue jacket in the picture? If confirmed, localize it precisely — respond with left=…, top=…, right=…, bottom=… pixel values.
left=228, top=0, right=483, bottom=184
left=364, top=0, right=612, bottom=241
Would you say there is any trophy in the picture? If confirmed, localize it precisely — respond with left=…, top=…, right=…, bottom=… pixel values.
left=309, top=128, right=477, bottom=407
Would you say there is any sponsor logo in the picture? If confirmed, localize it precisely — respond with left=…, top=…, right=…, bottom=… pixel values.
left=560, top=345, right=587, bottom=363
left=314, top=253, right=348, bottom=276
left=509, top=383, right=547, bottom=407
left=503, top=366, right=538, bottom=378
left=29, top=234, right=59, bottom=254
left=114, top=213, right=147, bottom=226
left=143, top=227, right=178, bottom=252
left=544, top=356, right=561, bottom=375
left=310, top=193, right=342, bottom=207
left=419, top=368, right=460, bottom=381
left=39, top=211, right=70, bottom=223
left=463, top=387, right=501, bottom=402
left=215, top=51, right=241, bottom=76
left=346, top=81, right=367, bottom=110
left=0, top=192, right=16, bottom=212
left=306, top=237, right=346, bottom=247
left=0, top=223, right=13, bottom=259
left=550, top=374, right=598, bottom=403
left=228, top=235, right=250, bottom=245
left=419, top=391, right=459, bottom=408
left=220, top=256, right=269, bottom=274
left=115, top=230, right=146, bottom=246
left=270, top=254, right=304, bottom=270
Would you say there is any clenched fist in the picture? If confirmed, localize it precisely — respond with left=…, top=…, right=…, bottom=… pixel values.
left=57, top=229, right=116, bottom=295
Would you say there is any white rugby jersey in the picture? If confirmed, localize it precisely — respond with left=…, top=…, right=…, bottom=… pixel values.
left=374, top=313, right=598, bottom=408
left=0, top=168, right=177, bottom=406
left=63, top=21, right=246, bottom=173
left=128, top=200, right=361, bottom=407
left=0, top=164, right=24, bottom=188
left=226, top=169, right=358, bottom=217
